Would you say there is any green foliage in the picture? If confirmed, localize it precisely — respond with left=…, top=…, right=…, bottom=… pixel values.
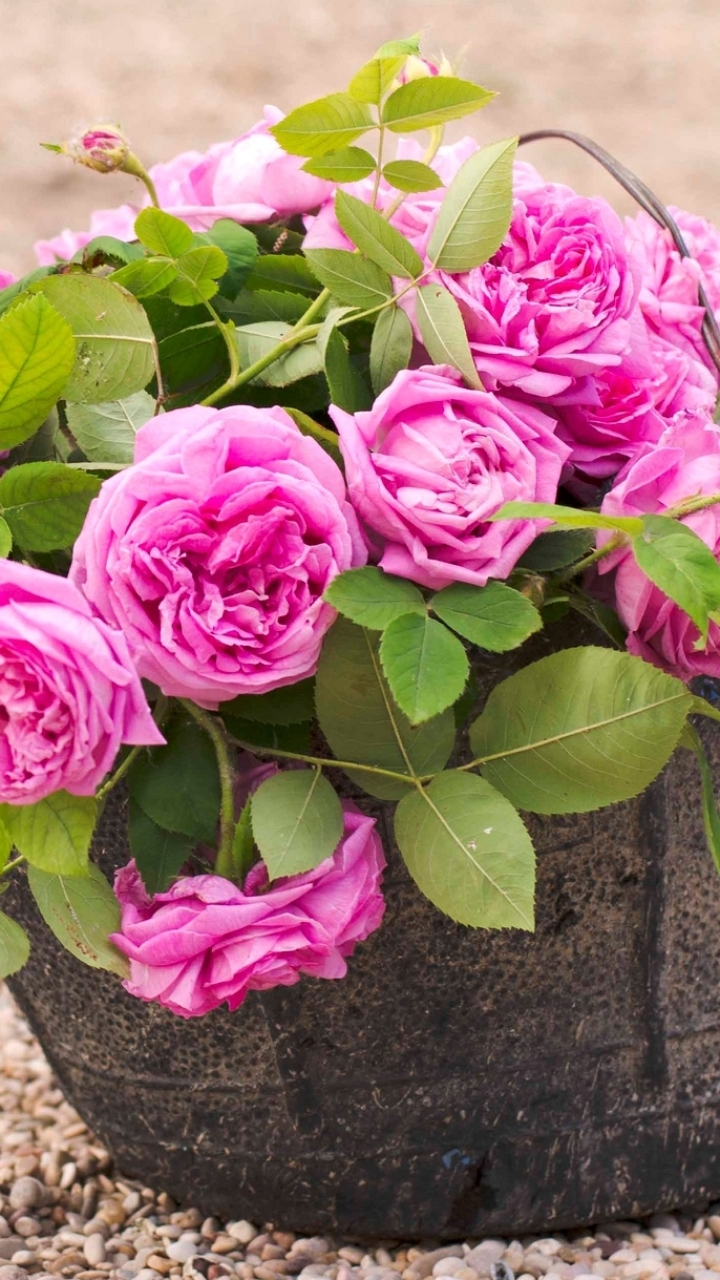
left=415, top=283, right=482, bottom=388
left=302, top=147, right=377, bottom=182
left=34, top=275, right=156, bottom=403
left=348, top=56, right=407, bottom=104
left=318, top=313, right=373, bottom=411
left=0, top=294, right=75, bottom=448
left=135, top=208, right=194, bottom=257
left=225, top=289, right=312, bottom=325
left=201, top=220, right=259, bottom=297
left=0, top=518, right=10, bottom=559
left=518, top=528, right=595, bottom=572
left=324, top=566, right=425, bottom=629
left=382, top=160, right=443, bottom=193
left=3, top=793, right=96, bottom=876
left=235, top=321, right=323, bottom=386
left=65, top=390, right=154, bottom=464
left=28, top=863, right=128, bottom=976
left=380, top=613, right=469, bottom=723
left=0, top=267, right=55, bottom=319
left=231, top=801, right=255, bottom=881
left=283, top=407, right=344, bottom=466
left=428, top=137, right=518, bottom=271
left=315, top=617, right=455, bottom=799
left=0, top=912, right=30, bottom=979
left=382, top=77, right=495, bottom=132
left=492, top=500, right=644, bottom=535
left=470, top=647, right=692, bottom=814
left=680, top=724, right=720, bottom=875
left=168, top=245, right=229, bottom=305
left=0, top=463, right=101, bottom=551
left=79, top=236, right=145, bottom=268
left=251, top=769, right=344, bottom=879
left=631, top=514, right=720, bottom=644
left=271, top=93, right=374, bottom=157
left=369, top=304, right=413, bottom=393
left=375, top=35, right=421, bottom=57
left=394, top=771, right=535, bottom=928
left=110, top=258, right=178, bottom=299
left=128, top=801, right=194, bottom=895
left=335, top=192, right=424, bottom=278
left=430, top=581, right=542, bottom=651
left=157, top=321, right=228, bottom=407
left=304, top=249, right=393, bottom=309
left=128, top=717, right=221, bottom=843
left=246, top=255, right=319, bottom=296
left=222, top=680, right=315, bottom=725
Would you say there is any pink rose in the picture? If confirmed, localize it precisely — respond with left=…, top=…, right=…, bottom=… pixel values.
left=70, top=403, right=366, bottom=707
left=64, top=124, right=130, bottom=174
left=440, top=182, right=640, bottom=401
left=304, top=136, right=480, bottom=260
left=331, top=364, right=570, bottom=590
left=598, top=412, right=720, bottom=680
left=111, top=802, right=386, bottom=1018
left=35, top=204, right=139, bottom=266
left=0, top=271, right=16, bottom=291
left=0, top=561, right=162, bottom=804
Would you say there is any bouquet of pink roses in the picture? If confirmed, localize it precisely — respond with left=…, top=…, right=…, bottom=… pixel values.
left=1, top=35, right=720, bottom=1019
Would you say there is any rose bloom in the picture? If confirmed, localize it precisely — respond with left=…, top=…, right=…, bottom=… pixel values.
left=331, top=364, right=569, bottom=590
left=111, top=802, right=386, bottom=1018
left=70, top=404, right=366, bottom=707
left=598, top=412, right=720, bottom=680
left=0, top=271, right=16, bottom=291
left=34, top=107, right=330, bottom=264
left=0, top=561, right=162, bottom=804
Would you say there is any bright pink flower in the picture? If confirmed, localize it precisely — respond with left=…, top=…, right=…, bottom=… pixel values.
left=304, top=136, right=480, bottom=260
left=34, top=205, right=138, bottom=265
left=65, top=125, right=130, bottom=173
left=0, top=271, right=16, bottom=291
left=440, top=182, right=640, bottom=401
left=70, top=404, right=366, bottom=707
left=0, top=561, right=162, bottom=805
left=331, top=364, right=569, bottom=590
left=111, top=801, right=386, bottom=1018
left=598, top=412, right=720, bottom=680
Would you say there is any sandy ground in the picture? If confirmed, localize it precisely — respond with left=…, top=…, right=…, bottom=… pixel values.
left=2, top=0, right=720, bottom=276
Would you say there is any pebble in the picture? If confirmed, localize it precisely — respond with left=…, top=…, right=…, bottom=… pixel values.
left=8, top=1178, right=44, bottom=1211
left=167, top=1241, right=204, bottom=1264
left=0, top=1268, right=28, bottom=1280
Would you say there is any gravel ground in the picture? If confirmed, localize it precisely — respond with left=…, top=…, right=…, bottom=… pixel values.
left=4, top=984, right=720, bottom=1280
left=4, top=0, right=720, bottom=276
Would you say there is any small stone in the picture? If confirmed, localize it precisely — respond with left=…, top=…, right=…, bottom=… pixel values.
left=13, top=1216, right=40, bottom=1238
left=148, top=1256, right=175, bottom=1275
left=434, top=1262, right=467, bottom=1278
left=534, top=1247, right=562, bottom=1261
left=339, top=1253, right=364, bottom=1266
left=10, top=1251, right=37, bottom=1266
left=609, top=1254, right=638, bottom=1266
left=668, top=1245, right=705, bottom=1257
left=226, top=1225, right=257, bottom=1247
left=209, top=1238, right=238, bottom=1257
left=255, top=1269, right=287, bottom=1280
left=709, top=1224, right=720, bottom=1245
left=0, top=1242, right=23, bottom=1263
left=96, top=1200, right=126, bottom=1228
left=83, top=1234, right=107, bottom=1267
left=522, top=1257, right=555, bottom=1278
left=59, top=1163, right=78, bottom=1191
left=137, top=1271, right=162, bottom=1280
left=262, top=1248, right=287, bottom=1263
left=9, top=1178, right=44, bottom=1212
left=167, top=1242, right=203, bottom=1265
left=0, top=1268, right=28, bottom=1280
left=82, top=1220, right=109, bottom=1240
left=465, top=1248, right=506, bottom=1279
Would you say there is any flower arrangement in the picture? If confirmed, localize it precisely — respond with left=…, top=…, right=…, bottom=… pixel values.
left=2, top=35, right=720, bottom=1019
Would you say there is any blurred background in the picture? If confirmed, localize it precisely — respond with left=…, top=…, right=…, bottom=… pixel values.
left=2, top=0, right=719, bottom=276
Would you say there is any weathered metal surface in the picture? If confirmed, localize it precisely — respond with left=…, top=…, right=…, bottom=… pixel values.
left=6, top=626, right=720, bottom=1236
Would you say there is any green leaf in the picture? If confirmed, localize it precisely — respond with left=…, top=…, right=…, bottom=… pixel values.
left=324, top=566, right=425, bottom=629
left=3, top=792, right=96, bottom=876
left=65, top=390, right=154, bottom=464
left=632, top=513, right=720, bottom=644
left=158, top=321, right=228, bottom=407
left=430, top=581, right=542, bottom=652
left=245, top=254, right=319, bottom=296
left=134, top=207, right=194, bottom=257
left=0, top=518, right=11, bottom=558
left=271, top=93, right=374, bottom=158
left=304, top=249, right=393, bottom=310
left=79, top=236, right=145, bottom=267
left=128, top=800, right=193, bottom=895
left=380, top=612, right=469, bottom=723
left=375, top=34, right=421, bottom=58
left=318, top=314, right=372, bottom=412
left=110, top=258, right=178, bottom=299
left=416, top=283, right=482, bottom=388
left=168, top=245, right=228, bottom=305
left=221, top=679, right=315, bottom=726
left=428, top=137, right=518, bottom=271
left=0, top=462, right=101, bottom=550
left=223, top=289, right=312, bottom=325
left=681, top=723, right=720, bottom=875
left=335, top=191, right=424, bottom=279
left=222, top=717, right=311, bottom=754
left=283, top=407, right=343, bottom=467
left=0, top=294, right=75, bottom=448
left=0, top=911, right=30, bottom=978
left=34, top=275, right=157, bottom=404
left=231, top=800, right=255, bottom=880
left=394, top=771, right=535, bottom=929
left=348, top=56, right=407, bottom=103
left=491, top=500, right=644, bottom=535
left=517, top=528, right=595, bottom=572
left=28, top=862, right=128, bottom=976
left=382, top=160, right=443, bottom=193
left=252, top=225, right=306, bottom=256
left=315, top=617, right=455, bottom=799
left=127, top=717, right=221, bottom=842
left=201, top=220, right=258, bottom=297
left=470, top=647, right=693, bottom=814
left=382, top=77, right=495, bottom=133
left=251, top=768, right=344, bottom=879
left=302, top=147, right=377, bottom=182
left=370, top=304, right=413, bottom=394
left=235, top=321, right=324, bottom=387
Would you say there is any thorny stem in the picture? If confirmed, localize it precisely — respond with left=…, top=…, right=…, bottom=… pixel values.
left=0, top=854, right=25, bottom=880
left=179, top=702, right=237, bottom=879
left=200, top=323, right=322, bottom=407
left=372, top=126, right=386, bottom=209
left=518, top=130, right=720, bottom=379
left=557, top=533, right=626, bottom=583
left=96, top=696, right=170, bottom=802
